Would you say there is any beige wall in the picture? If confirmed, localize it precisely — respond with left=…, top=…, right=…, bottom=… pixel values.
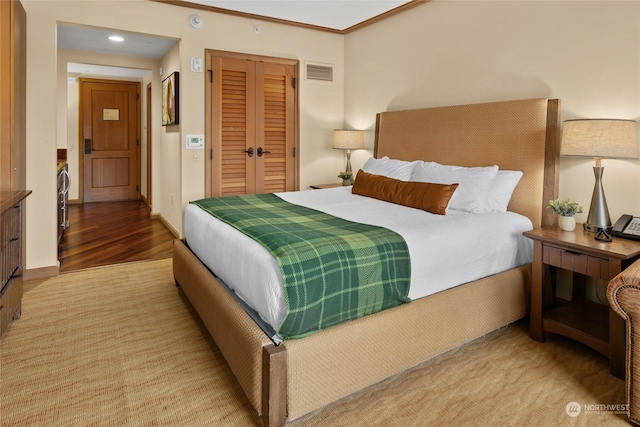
left=344, top=0, right=640, bottom=225
left=160, top=42, right=183, bottom=233
left=24, top=0, right=640, bottom=274
left=22, top=0, right=344, bottom=271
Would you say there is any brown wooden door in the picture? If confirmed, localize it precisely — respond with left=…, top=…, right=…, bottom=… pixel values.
left=208, top=51, right=297, bottom=197
left=0, top=0, right=26, bottom=193
left=212, top=56, right=256, bottom=196
left=0, top=0, right=12, bottom=191
left=256, top=62, right=295, bottom=194
left=80, top=79, right=140, bottom=202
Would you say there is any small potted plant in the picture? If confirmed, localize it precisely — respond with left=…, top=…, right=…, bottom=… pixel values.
left=338, top=171, right=353, bottom=186
left=548, top=198, right=583, bottom=231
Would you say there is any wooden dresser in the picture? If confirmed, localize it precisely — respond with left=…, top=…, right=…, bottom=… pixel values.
left=0, top=190, right=30, bottom=338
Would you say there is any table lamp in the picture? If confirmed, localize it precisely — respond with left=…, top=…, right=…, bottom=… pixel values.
left=333, top=129, right=364, bottom=184
left=560, top=119, right=638, bottom=241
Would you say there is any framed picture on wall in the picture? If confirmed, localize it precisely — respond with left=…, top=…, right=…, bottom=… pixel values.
left=162, top=71, right=179, bottom=126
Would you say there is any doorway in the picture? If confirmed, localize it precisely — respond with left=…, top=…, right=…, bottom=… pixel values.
left=79, top=78, right=141, bottom=203
left=57, top=25, right=176, bottom=272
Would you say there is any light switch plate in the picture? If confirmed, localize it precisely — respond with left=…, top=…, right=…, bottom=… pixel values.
left=186, top=134, right=204, bottom=149
left=190, top=57, right=203, bottom=73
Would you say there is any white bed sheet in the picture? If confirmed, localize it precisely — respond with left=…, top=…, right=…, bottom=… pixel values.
left=184, top=187, right=533, bottom=333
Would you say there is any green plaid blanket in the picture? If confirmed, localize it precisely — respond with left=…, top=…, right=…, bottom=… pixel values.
left=191, top=193, right=411, bottom=340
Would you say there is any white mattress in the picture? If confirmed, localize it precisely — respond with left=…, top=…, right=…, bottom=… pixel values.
left=184, top=187, right=533, bottom=334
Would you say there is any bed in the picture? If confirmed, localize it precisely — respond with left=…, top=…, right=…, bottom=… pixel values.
left=173, top=97, right=561, bottom=426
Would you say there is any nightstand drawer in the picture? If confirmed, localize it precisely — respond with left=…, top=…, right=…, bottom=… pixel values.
left=542, top=244, right=609, bottom=280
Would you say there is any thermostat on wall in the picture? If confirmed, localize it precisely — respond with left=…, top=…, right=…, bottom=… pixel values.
left=186, top=135, right=204, bottom=149
left=190, top=57, right=203, bottom=72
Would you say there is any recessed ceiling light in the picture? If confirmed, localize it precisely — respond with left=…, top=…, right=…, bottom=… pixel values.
left=108, top=35, right=124, bottom=42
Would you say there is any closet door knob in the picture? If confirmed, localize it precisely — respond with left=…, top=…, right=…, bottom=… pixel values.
left=244, top=147, right=254, bottom=157
left=257, top=147, right=271, bottom=157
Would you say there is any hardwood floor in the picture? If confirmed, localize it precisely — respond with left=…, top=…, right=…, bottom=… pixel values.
left=58, top=201, right=175, bottom=273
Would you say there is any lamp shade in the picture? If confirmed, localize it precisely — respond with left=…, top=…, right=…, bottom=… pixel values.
left=560, top=118, right=638, bottom=238
left=560, top=119, right=638, bottom=159
left=332, top=130, right=364, bottom=150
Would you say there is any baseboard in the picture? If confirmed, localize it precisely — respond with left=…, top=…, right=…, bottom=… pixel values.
left=152, top=213, right=181, bottom=239
left=24, top=264, right=59, bottom=281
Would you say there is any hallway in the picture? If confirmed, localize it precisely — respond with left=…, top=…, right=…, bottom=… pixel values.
left=57, top=201, right=175, bottom=272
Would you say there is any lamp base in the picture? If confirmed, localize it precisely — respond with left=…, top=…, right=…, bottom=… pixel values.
left=345, top=149, right=353, bottom=184
left=594, top=228, right=613, bottom=242
left=583, top=223, right=612, bottom=233
left=583, top=165, right=612, bottom=234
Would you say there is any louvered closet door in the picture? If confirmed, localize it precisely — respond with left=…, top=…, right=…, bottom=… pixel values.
left=212, top=57, right=256, bottom=196
left=209, top=52, right=297, bottom=197
left=255, top=62, right=296, bottom=194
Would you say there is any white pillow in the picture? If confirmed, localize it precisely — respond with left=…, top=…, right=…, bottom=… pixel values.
left=412, top=162, right=499, bottom=213
left=362, top=156, right=418, bottom=181
left=485, top=170, right=523, bottom=212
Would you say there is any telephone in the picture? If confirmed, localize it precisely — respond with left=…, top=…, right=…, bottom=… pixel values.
left=611, top=214, right=640, bottom=240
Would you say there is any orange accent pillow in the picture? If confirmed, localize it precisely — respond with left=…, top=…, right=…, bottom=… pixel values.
left=352, top=170, right=458, bottom=215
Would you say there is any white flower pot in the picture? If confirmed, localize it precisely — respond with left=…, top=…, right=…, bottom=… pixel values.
left=558, top=215, right=576, bottom=232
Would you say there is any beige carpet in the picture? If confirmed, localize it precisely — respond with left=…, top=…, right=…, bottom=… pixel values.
left=0, top=259, right=630, bottom=426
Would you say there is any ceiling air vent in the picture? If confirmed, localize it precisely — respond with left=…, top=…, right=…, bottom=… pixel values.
left=306, top=63, right=333, bottom=82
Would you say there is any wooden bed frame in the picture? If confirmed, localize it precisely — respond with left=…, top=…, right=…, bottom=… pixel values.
left=173, top=98, right=561, bottom=426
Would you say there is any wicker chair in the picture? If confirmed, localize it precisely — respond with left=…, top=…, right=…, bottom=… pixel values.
left=608, top=259, right=640, bottom=425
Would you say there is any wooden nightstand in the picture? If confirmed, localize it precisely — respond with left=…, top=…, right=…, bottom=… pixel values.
left=309, top=183, right=343, bottom=189
left=524, top=226, right=640, bottom=379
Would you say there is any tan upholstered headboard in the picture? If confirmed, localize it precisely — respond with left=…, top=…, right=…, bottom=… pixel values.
left=374, top=98, right=560, bottom=228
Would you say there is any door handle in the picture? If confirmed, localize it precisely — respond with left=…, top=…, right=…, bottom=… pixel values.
left=257, top=147, right=271, bottom=157
left=62, top=169, right=71, bottom=195
left=244, top=147, right=254, bottom=157
left=84, top=139, right=92, bottom=154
